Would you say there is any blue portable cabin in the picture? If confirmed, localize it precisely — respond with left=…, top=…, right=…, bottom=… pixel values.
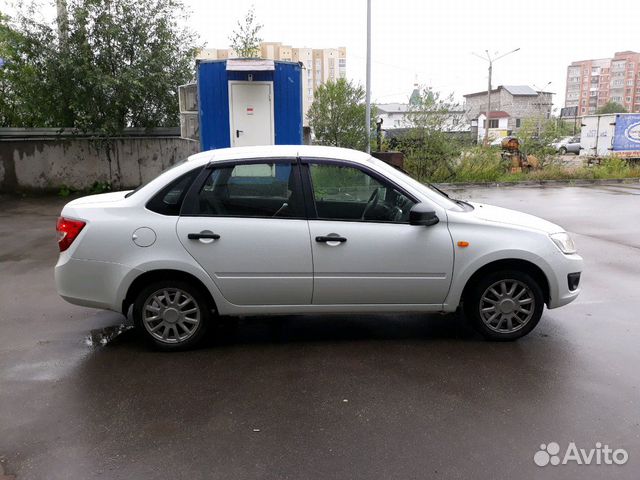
left=196, top=59, right=303, bottom=151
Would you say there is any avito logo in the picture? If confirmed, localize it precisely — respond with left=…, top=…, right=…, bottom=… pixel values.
left=624, top=121, right=640, bottom=144
left=534, top=442, right=629, bottom=467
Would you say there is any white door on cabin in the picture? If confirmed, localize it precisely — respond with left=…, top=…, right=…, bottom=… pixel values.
left=229, top=82, right=274, bottom=147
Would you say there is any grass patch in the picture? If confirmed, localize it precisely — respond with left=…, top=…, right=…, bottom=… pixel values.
left=407, top=147, right=640, bottom=184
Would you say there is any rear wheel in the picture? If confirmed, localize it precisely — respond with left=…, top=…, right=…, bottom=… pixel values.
left=133, top=280, right=212, bottom=350
left=464, top=270, right=544, bottom=341
left=558, top=147, right=567, bottom=155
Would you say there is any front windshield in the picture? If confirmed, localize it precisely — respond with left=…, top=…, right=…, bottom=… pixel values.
left=368, top=157, right=463, bottom=210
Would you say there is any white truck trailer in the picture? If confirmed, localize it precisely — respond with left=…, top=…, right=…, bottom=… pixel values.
left=580, top=113, right=640, bottom=160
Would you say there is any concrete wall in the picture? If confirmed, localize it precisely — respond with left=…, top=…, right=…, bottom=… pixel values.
left=0, top=133, right=199, bottom=192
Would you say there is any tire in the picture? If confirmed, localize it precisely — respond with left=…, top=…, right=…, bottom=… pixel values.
left=558, top=147, right=567, bottom=155
left=133, top=279, right=212, bottom=351
left=463, top=270, right=544, bottom=341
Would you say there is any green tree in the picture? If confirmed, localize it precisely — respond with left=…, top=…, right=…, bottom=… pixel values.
left=0, top=0, right=199, bottom=133
left=0, top=9, right=62, bottom=127
left=596, top=101, right=627, bottom=114
left=395, top=87, right=465, bottom=181
left=229, top=6, right=262, bottom=58
left=307, top=78, right=374, bottom=152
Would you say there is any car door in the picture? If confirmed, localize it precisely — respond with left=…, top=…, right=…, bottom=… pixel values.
left=177, top=159, right=312, bottom=306
left=569, top=137, right=581, bottom=154
left=302, top=159, right=454, bottom=305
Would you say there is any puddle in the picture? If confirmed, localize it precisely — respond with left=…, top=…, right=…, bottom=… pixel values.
left=85, top=324, right=133, bottom=347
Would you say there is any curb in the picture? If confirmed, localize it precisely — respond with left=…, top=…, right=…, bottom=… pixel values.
left=434, top=178, right=640, bottom=189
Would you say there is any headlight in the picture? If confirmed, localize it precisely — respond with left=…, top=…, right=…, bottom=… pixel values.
left=550, top=232, right=577, bottom=254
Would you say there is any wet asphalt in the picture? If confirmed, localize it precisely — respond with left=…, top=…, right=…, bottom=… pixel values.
left=0, top=183, right=639, bottom=480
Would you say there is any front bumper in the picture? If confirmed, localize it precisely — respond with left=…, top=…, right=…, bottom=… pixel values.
left=547, top=253, right=583, bottom=309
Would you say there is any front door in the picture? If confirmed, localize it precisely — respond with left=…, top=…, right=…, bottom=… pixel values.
left=177, top=159, right=311, bottom=306
left=229, top=82, right=274, bottom=147
left=304, top=161, right=454, bottom=305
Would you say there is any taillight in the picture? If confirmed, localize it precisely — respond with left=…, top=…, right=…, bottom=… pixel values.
left=56, top=217, right=86, bottom=252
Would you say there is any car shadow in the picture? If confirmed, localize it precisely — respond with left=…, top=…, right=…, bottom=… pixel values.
left=96, top=312, right=483, bottom=351
left=210, top=312, right=480, bottom=347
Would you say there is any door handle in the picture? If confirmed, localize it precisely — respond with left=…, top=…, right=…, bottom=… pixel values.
left=316, top=235, right=347, bottom=243
left=236, top=129, right=243, bottom=138
left=188, top=232, right=220, bottom=240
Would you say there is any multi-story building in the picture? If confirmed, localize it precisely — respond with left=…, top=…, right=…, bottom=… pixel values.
left=197, top=43, right=347, bottom=125
left=463, top=85, right=553, bottom=136
left=565, top=51, right=640, bottom=115
left=196, top=48, right=231, bottom=60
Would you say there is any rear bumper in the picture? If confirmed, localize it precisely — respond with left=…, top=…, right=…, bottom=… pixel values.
left=55, top=255, right=140, bottom=312
left=547, top=253, right=583, bottom=309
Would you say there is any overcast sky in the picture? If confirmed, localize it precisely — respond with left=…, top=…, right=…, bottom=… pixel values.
left=4, top=0, right=638, bottom=110
left=189, top=0, right=640, bottom=110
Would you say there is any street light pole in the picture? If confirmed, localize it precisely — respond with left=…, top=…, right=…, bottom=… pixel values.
left=472, top=48, right=520, bottom=146
left=365, top=0, right=372, bottom=153
left=485, top=52, right=492, bottom=147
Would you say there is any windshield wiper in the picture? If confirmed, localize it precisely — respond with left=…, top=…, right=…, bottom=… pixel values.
left=426, top=182, right=451, bottom=198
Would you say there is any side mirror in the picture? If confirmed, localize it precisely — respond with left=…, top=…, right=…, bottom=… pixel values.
left=409, top=203, right=439, bottom=226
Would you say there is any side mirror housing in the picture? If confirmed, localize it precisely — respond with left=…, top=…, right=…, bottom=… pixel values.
left=409, top=203, right=439, bottom=226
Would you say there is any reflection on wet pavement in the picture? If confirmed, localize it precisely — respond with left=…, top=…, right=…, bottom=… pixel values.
left=85, top=324, right=133, bottom=347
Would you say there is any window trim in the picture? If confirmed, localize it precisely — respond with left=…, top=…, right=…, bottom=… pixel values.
left=180, top=157, right=307, bottom=220
left=299, top=157, right=419, bottom=225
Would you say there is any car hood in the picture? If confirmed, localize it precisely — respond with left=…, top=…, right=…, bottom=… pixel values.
left=468, top=202, right=564, bottom=233
left=65, top=191, right=130, bottom=206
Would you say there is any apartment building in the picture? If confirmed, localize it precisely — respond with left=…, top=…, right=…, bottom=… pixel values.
left=565, top=51, right=640, bottom=115
left=196, top=48, right=230, bottom=60
left=197, top=43, right=347, bottom=125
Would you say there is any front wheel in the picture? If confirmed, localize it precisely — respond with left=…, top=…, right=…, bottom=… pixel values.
left=464, top=270, right=544, bottom=341
left=133, top=280, right=212, bottom=350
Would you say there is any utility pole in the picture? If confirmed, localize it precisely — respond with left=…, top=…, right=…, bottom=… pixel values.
left=472, top=48, right=520, bottom=146
left=365, top=0, right=372, bottom=153
left=533, top=81, right=552, bottom=137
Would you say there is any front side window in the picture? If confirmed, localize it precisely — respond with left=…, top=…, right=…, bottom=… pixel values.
left=309, top=163, right=415, bottom=223
left=191, top=161, right=303, bottom=218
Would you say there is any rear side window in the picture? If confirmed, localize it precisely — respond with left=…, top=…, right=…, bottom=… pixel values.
left=146, top=168, right=201, bottom=215
left=188, top=161, right=304, bottom=218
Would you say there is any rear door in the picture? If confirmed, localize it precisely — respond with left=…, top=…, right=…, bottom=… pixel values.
left=302, top=159, right=454, bottom=305
left=177, top=159, right=312, bottom=306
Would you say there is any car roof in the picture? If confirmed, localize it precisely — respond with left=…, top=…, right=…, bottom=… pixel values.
left=186, top=145, right=373, bottom=166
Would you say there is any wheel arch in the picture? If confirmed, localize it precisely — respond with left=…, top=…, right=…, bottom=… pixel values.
left=461, top=258, right=551, bottom=306
left=122, top=269, right=218, bottom=315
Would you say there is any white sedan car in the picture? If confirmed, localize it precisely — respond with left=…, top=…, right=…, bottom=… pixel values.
left=55, top=145, right=582, bottom=350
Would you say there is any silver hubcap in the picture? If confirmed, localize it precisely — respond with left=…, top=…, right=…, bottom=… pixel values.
left=142, top=288, right=201, bottom=344
left=479, top=279, right=535, bottom=333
